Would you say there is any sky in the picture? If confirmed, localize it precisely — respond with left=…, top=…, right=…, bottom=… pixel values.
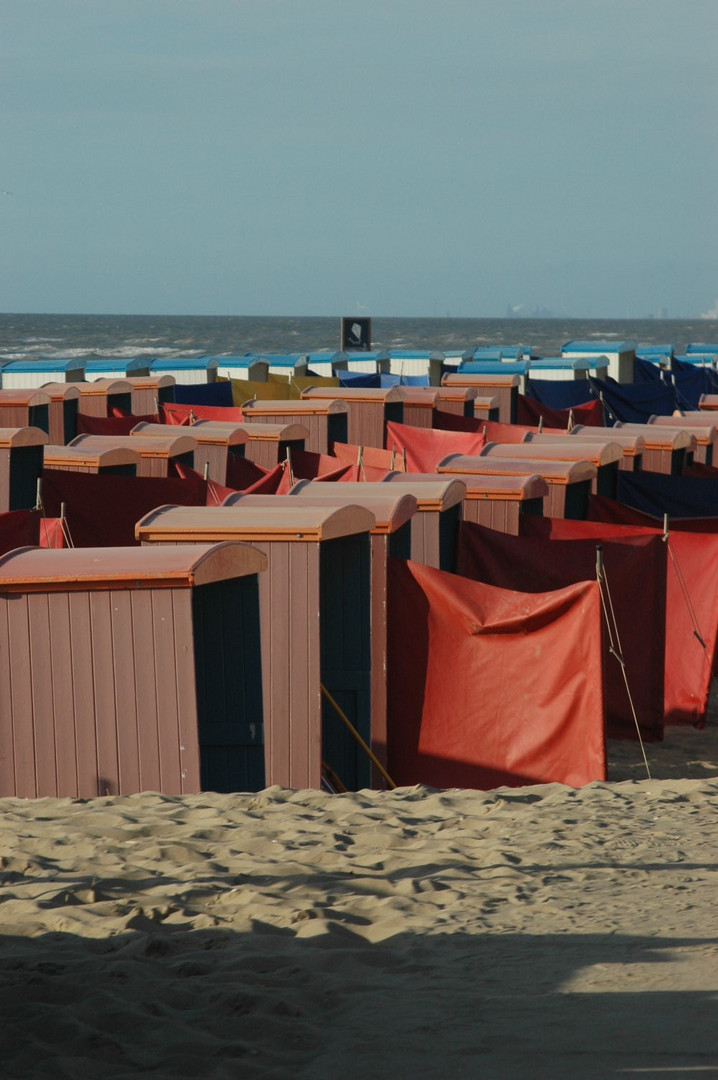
left=1, top=0, right=717, bottom=319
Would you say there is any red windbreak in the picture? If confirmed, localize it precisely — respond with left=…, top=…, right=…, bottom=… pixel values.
left=223, top=454, right=284, bottom=494
left=521, top=513, right=718, bottom=726
left=38, top=517, right=66, bottom=548
left=274, top=448, right=350, bottom=492
left=160, top=402, right=246, bottom=425
left=332, top=442, right=406, bottom=473
left=386, top=558, right=605, bottom=789
left=39, top=469, right=207, bottom=546
left=0, top=509, right=40, bottom=554
left=456, top=520, right=666, bottom=740
left=385, top=420, right=486, bottom=473
left=517, top=396, right=604, bottom=428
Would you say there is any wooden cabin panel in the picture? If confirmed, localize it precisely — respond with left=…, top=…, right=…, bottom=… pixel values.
left=289, top=541, right=321, bottom=788
left=7, top=595, right=36, bottom=797
left=28, top=593, right=59, bottom=796
left=149, top=588, right=185, bottom=795
left=0, top=598, right=17, bottom=794
left=259, top=540, right=288, bottom=784
left=193, top=444, right=227, bottom=484
left=68, top=591, right=101, bottom=797
left=130, top=589, right=163, bottom=792
left=110, top=590, right=142, bottom=794
left=45, top=594, right=78, bottom=796
left=401, top=404, right=433, bottom=429
left=171, top=590, right=203, bottom=794
left=89, top=590, right=121, bottom=796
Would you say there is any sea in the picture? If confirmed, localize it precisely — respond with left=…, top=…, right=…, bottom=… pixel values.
left=1, top=312, right=718, bottom=365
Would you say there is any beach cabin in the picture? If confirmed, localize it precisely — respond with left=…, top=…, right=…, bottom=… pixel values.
left=568, top=425, right=645, bottom=471
left=699, top=395, right=718, bottom=412
left=473, top=396, right=502, bottom=423
left=236, top=422, right=309, bottom=469
left=125, top=374, right=176, bottom=415
left=647, top=415, right=718, bottom=466
left=137, top=503, right=375, bottom=792
left=636, top=345, right=674, bottom=365
left=387, top=350, right=444, bottom=385
left=69, top=432, right=198, bottom=478
left=0, top=389, right=51, bottom=435
left=613, top=423, right=695, bottom=475
left=378, top=476, right=467, bottom=571
left=38, top=383, right=81, bottom=445
left=0, top=359, right=85, bottom=389
left=342, top=350, right=391, bottom=375
left=442, top=372, right=520, bottom=423
left=259, top=354, right=309, bottom=379
left=561, top=341, right=636, bottom=384
left=686, top=344, right=718, bottom=356
left=241, top=398, right=348, bottom=455
left=43, top=443, right=141, bottom=476
left=438, top=455, right=597, bottom=521
left=528, top=356, right=608, bottom=381
left=0, top=543, right=267, bottom=798
left=237, top=486, right=418, bottom=783
left=435, top=386, right=477, bottom=418
left=301, top=385, right=404, bottom=449
left=82, top=358, right=151, bottom=380
left=76, top=379, right=133, bottom=418
left=516, top=436, right=624, bottom=498
left=0, top=427, right=48, bottom=511
left=149, top=357, right=219, bottom=384
left=132, top=420, right=248, bottom=484
left=306, top=351, right=350, bottom=378
left=457, top=360, right=530, bottom=395
left=211, top=357, right=270, bottom=383
left=449, top=473, right=548, bottom=534
left=398, top=388, right=440, bottom=429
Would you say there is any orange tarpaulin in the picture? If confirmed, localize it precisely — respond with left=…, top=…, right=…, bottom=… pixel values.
left=386, top=558, right=605, bottom=789
left=385, top=421, right=486, bottom=473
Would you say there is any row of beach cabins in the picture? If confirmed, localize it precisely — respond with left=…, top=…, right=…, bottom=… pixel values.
left=0, top=337, right=717, bottom=802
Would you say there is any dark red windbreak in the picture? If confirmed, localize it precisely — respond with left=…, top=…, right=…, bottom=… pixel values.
left=386, top=558, right=605, bottom=789
left=0, top=509, right=40, bottom=554
left=39, top=469, right=207, bottom=546
left=173, top=461, right=239, bottom=505
left=385, top=420, right=485, bottom=472
left=432, top=411, right=484, bottom=433
left=521, top=513, right=718, bottom=726
left=274, top=448, right=350, bottom=492
left=223, top=454, right=284, bottom=494
left=517, top=395, right=604, bottom=428
left=76, top=412, right=158, bottom=436
left=160, top=402, right=246, bottom=425
left=456, top=521, right=666, bottom=740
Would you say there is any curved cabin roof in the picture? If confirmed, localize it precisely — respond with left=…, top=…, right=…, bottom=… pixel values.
left=613, top=423, right=696, bottom=452
left=230, top=487, right=417, bottom=535
left=435, top=386, right=478, bottom=403
left=124, top=374, right=176, bottom=390
left=510, top=438, right=624, bottom=466
left=434, top=472, right=549, bottom=501
left=441, top=373, right=521, bottom=389
left=236, top=422, right=310, bottom=442
left=398, top=388, right=440, bottom=407
left=0, top=426, right=49, bottom=448
left=648, top=416, right=718, bottom=443
left=567, top=426, right=646, bottom=455
left=75, top=379, right=133, bottom=397
left=39, top=383, right=82, bottom=401
left=438, top=454, right=597, bottom=485
left=135, top=503, right=376, bottom=543
left=301, top=386, right=405, bottom=404
left=0, top=542, right=266, bottom=593
left=43, top=444, right=141, bottom=469
left=374, top=475, right=468, bottom=510
left=132, top=420, right=248, bottom=448
left=241, top=398, right=348, bottom=416
left=0, top=389, right=52, bottom=407
left=69, top=433, right=198, bottom=457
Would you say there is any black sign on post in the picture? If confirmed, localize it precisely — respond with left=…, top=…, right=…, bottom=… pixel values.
left=341, top=316, right=371, bottom=352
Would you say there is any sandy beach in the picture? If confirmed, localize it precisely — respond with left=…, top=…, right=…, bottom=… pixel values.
left=1, top=699, right=718, bottom=1080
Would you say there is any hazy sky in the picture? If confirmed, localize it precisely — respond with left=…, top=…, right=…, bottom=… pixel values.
left=2, top=0, right=717, bottom=318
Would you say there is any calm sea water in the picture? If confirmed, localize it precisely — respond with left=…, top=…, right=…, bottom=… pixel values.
left=1, top=312, right=717, bottom=363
